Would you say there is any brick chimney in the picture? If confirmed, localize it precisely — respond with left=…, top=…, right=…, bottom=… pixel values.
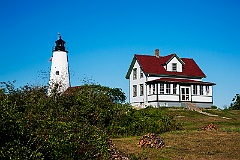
left=155, top=49, right=160, bottom=58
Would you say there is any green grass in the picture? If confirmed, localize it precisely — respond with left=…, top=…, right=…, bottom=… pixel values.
left=113, top=108, right=240, bottom=160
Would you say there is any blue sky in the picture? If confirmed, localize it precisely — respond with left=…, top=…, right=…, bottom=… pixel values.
left=0, top=0, right=239, bottom=108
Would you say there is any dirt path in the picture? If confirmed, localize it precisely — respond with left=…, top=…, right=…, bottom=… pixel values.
left=187, top=105, right=232, bottom=119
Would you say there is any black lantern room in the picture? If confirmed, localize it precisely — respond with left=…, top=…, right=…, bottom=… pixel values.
left=53, top=33, right=67, bottom=52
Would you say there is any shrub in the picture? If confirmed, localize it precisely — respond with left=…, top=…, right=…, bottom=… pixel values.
left=108, top=107, right=182, bottom=137
left=0, top=82, right=182, bottom=159
left=211, top=105, right=217, bottom=109
left=230, top=94, right=240, bottom=110
left=0, top=82, right=111, bottom=159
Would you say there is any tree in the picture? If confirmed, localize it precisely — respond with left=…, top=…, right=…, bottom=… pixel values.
left=230, top=94, right=240, bottom=110
left=64, top=84, right=126, bottom=104
left=0, top=82, right=111, bottom=159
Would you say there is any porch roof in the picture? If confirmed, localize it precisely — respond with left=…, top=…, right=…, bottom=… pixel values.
left=146, top=78, right=216, bottom=85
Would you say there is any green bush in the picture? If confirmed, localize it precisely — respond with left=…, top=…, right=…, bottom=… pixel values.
left=108, top=107, right=182, bottom=137
left=0, top=82, right=182, bottom=159
left=0, top=82, right=111, bottom=159
left=230, top=94, right=240, bottom=110
left=211, top=105, right=217, bottom=109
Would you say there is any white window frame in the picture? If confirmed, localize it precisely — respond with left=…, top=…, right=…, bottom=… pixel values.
left=133, top=68, right=137, bottom=80
left=152, top=84, right=155, bottom=94
left=206, top=86, right=210, bottom=95
left=173, top=84, right=177, bottom=94
left=199, top=85, right=203, bottom=95
left=140, top=69, right=144, bottom=78
left=166, top=83, right=171, bottom=94
left=133, top=85, right=137, bottom=97
left=172, top=63, right=177, bottom=72
left=149, top=84, right=151, bottom=95
left=193, top=85, right=197, bottom=95
left=160, top=83, right=164, bottom=94
left=140, top=84, right=144, bottom=96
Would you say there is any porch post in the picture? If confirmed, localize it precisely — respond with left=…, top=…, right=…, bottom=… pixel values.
left=156, top=83, right=159, bottom=108
left=179, top=84, right=181, bottom=103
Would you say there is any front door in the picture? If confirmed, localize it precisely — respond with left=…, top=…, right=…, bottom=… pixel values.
left=180, top=86, right=191, bottom=101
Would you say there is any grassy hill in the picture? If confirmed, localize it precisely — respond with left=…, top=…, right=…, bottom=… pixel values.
left=1, top=83, right=239, bottom=159
left=113, top=108, right=240, bottom=160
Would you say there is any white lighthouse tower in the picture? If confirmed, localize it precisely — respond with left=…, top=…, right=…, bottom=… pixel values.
left=48, top=33, right=70, bottom=95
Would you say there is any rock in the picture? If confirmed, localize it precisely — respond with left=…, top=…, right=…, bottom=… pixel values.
left=138, top=133, right=164, bottom=148
left=202, top=123, right=218, bottom=131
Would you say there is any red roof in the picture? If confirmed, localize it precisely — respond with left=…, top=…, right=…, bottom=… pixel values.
left=63, top=86, right=81, bottom=95
left=147, top=78, right=215, bottom=85
left=133, top=54, right=206, bottom=78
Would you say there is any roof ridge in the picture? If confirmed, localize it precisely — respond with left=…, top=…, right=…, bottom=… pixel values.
left=181, top=57, right=194, bottom=59
left=135, top=53, right=175, bottom=58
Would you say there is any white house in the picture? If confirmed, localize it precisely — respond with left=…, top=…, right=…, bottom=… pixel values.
left=126, top=49, right=215, bottom=108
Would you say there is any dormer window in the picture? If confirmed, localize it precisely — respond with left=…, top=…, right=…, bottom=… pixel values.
left=172, top=63, right=177, bottom=72
left=164, top=54, right=184, bottom=72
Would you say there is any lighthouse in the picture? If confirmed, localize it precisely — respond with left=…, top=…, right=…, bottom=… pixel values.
left=48, top=33, right=70, bottom=95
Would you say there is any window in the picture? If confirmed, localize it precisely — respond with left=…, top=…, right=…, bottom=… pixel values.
left=149, top=84, right=151, bottom=95
left=186, top=88, right=190, bottom=100
left=160, top=83, right=164, bottom=94
left=133, top=68, right=137, bottom=80
left=173, top=84, right=177, bottom=94
left=152, top=84, right=155, bottom=94
left=133, top=85, right=137, bottom=97
left=140, top=69, right=144, bottom=78
left=193, top=85, right=197, bottom=95
left=199, top=85, right=203, bottom=95
left=172, top=63, right=177, bottom=72
left=206, top=86, right=210, bottom=95
left=166, top=84, right=171, bottom=94
left=56, top=71, right=59, bottom=75
left=140, top=84, right=144, bottom=96
left=181, top=88, right=185, bottom=100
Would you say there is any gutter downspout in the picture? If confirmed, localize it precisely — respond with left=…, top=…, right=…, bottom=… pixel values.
left=128, top=78, right=130, bottom=104
left=146, top=74, right=149, bottom=106
left=211, top=85, right=214, bottom=104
